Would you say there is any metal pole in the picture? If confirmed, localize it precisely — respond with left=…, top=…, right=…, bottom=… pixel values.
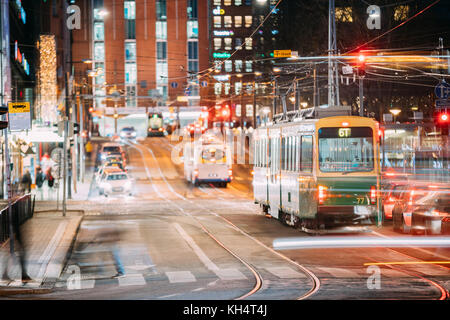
left=253, top=81, right=257, bottom=128
left=359, top=70, right=364, bottom=117
left=80, top=94, right=84, bottom=183
left=63, top=72, right=70, bottom=217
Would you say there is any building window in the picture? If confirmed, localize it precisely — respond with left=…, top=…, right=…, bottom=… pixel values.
left=394, top=5, right=409, bottom=21
left=234, top=16, right=242, bottom=28
left=187, top=20, right=198, bottom=39
left=156, top=0, right=167, bottom=20
left=213, top=0, right=221, bottom=5
left=335, top=7, right=353, bottom=22
left=224, top=38, right=232, bottom=50
left=235, top=82, right=242, bottom=95
left=235, top=38, right=242, bottom=49
left=156, top=62, right=168, bottom=84
left=188, top=61, right=198, bottom=73
left=214, top=38, right=222, bottom=50
left=224, top=0, right=231, bottom=6
left=235, top=0, right=242, bottom=5
left=94, top=42, right=105, bottom=60
left=224, top=16, right=232, bottom=28
left=187, top=0, right=198, bottom=20
left=235, top=60, right=242, bottom=72
left=125, top=62, right=137, bottom=84
left=245, top=37, right=252, bottom=50
left=188, top=41, right=198, bottom=60
left=214, top=16, right=221, bottom=28
left=214, top=61, right=222, bottom=71
left=125, top=41, right=136, bottom=60
left=224, top=60, right=232, bottom=72
left=124, top=1, right=136, bottom=19
left=224, top=82, right=231, bottom=95
left=126, top=85, right=137, bottom=107
left=214, top=83, right=222, bottom=95
left=157, top=42, right=167, bottom=60
left=245, top=61, right=252, bottom=72
left=94, top=62, right=105, bottom=85
left=125, top=20, right=136, bottom=39
left=245, top=16, right=252, bottom=28
left=94, top=22, right=104, bottom=41
left=156, top=21, right=167, bottom=39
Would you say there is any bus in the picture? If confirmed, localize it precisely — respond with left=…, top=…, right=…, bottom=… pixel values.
left=184, top=135, right=233, bottom=187
left=253, top=113, right=382, bottom=233
left=148, top=113, right=166, bottom=137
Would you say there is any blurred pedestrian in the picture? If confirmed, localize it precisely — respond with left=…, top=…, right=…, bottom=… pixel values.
left=46, top=167, right=55, bottom=199
left=99, top=226, right=125, bottom=278
left=35, top=167, right=45, bottom=200
left=85, top=140, right=93, bottom=160
left=1, top=207, right=32, bottom=283
left=20, top=170, right=32, bottom=194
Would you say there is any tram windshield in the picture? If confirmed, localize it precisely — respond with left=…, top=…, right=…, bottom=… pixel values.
left=201, top=147, right=225, bottom=163
left=318, top=127, right=374, bottom=173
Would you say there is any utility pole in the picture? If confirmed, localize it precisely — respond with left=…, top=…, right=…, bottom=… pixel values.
left=328, top=0, right=340, bottom=108
left=253, top=81, right=257, bottom=128
left=359, top=68, right=364, bottom=117
left=63, top=72, right=70, bottom=217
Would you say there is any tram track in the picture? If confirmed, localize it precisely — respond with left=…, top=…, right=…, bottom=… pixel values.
left=126, top=139, right=321, bottom=300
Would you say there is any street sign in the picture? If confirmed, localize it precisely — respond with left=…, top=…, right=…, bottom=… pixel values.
left=185, top=87, right=191, bottom=96
left=342, top=65, right=353, bottom=75
left=201, top=81, right=208, bottom=87
left=434, top=81, right=450, bottom=99
left=170, top=82, right=178, bottom=89
left=8, top=102, right=31, bottom=131
left=436, top=99, right=450, bottom=109
left=274, top=50, right=292, bottom=58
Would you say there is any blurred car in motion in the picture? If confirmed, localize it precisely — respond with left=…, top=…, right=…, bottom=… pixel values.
left=98, top=142, right=125, bottom=162
left=96, top=166, right=123, bottom=185
left=120, top=127, right=137, bottom=140
left=103, top=154, right=126, bottom=168
left=98, top=171, right=134, bottom=197
left=382, top=182, right=407, bottom=220
left=392, top=184, right=450, bottom=234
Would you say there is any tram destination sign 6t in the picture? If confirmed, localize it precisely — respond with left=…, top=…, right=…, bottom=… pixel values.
left=8, top=102, right=31, bottom=131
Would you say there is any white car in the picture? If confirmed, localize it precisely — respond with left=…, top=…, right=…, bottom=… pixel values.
left=98, top=171, right=134, bottom=197
left=98, top=142, right=124, bottom=162
left=96, top=166, right=123, bottom=185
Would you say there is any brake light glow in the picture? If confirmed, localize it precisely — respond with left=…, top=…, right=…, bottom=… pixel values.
left=370, top=186, right=376, bottom=204
left=194, top=169, right=199, bottom=177
left=408, top=190, right=415, bottom=206
left=228, top=169, right=233, bottom=177
left=318, top=185, right=327, bottom=204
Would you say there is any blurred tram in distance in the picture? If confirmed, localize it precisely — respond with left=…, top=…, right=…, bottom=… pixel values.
left=184, top=134, right=233, bottom=187
left=253, top=108, right=382, bottom=233
left=148, top=113, right=166, bottom=137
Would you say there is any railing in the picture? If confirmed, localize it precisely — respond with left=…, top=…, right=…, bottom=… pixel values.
left=0, top=194, right=35, bottom=243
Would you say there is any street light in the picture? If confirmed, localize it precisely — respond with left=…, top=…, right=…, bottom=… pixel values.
left=390, top=109, right=401, bottom=123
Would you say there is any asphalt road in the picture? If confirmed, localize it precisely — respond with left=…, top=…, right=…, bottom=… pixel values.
left=20, top=136, right=450, bottom=300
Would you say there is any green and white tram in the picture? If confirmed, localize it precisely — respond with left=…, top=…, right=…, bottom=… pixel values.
left=253, top=112, right=382, bottom=233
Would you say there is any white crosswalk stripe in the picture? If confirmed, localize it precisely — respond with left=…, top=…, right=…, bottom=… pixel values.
left=265, top=267, right=307, bottom=279
left=166, top=271, right=196, bottom=283
left=316, top=267, right=360, bottom=278
left=118, top=274, right=146, bottom=286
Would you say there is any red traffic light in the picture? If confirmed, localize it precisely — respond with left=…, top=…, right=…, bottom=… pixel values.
left=439, top=112, right=449, bottom=123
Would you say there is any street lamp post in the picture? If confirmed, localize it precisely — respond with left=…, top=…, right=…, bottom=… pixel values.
left=390, top=108, right=401, bottom=123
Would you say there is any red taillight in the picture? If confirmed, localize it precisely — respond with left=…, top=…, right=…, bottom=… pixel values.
left=318, top=185, right=327, bottom=204
left=228, top=169, right=233, bottom=177
left=370, top=186, right=376, bottom=204
left=194, top=169, right=199, bottom=177
left=388, top=197, right=395, bottom=202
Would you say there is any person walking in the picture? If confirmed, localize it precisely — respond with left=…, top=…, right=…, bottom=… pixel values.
left=85, top=140, right=93, bottom=160
left=35, top=167, right=46, bottom=200
left=46, top=167, right=55, bottom=200
left=20, top=170, right=32, bottom=194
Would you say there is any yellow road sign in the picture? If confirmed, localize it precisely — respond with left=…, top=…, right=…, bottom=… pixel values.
left=274, top=50, right=292, bottom=58
left=8, top=102, right=30, bottom=113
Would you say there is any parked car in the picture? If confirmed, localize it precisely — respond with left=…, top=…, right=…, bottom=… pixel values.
left=98, top=171, right=134, bottom=197
left=392, top=184, right=450, bottom=234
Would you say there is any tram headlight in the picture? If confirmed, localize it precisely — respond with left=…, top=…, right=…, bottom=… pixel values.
left=370, top=186, right=377, bottom=204
left=318, top=185, right=328, bottom=205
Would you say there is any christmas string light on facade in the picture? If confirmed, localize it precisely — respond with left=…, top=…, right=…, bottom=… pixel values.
left=36, top=35, right=57, bottom=123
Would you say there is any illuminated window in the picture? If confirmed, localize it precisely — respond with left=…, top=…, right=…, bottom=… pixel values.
left=224, top=16, right=232, bottom=28
left=94, top=42, right=105, bottom=60
left=214, top=16, right=221, bottom=28
left=214, top=38, right=222, bottom=50
left=245, top=16, right=252, bottom=28
left=125, top=62, right=137, bottom=84
left=235, top=82, right=242, bottom=95
left=245, top=61, right=252, bottom=72
left=224, top=60, right=232, bottom=72
left=156, top=21, right=167, bottom=39
left=125, top=41, right=136, bottom=60
left=156, top=61, right=168, bottom=85
left=215, top=83, right=222, bottom=95
left=187, top=20, right=198, bottom=38
left=213, top=0, right=221, bottom=5
left=94, top=22, right=104, bottom=41
left=234, top=16, right=242, bottom=28
left=245, top=37, right=252, bottom=50
left=394, top=5, right=409, bottom=21
left=224, top=0, right=231, bottom=6
left=224, top=38, right=232, bottom=50
left=235, top=60, right=242, bottom=72
left=335, top=7, right=353, bottom=22
left=224, top=82, right=231, bottom=95
left=124, top=1, right=136, bottom=19
left=214, top=61, right=222, bottom=71
left=235, top=0, right=242, bottom=5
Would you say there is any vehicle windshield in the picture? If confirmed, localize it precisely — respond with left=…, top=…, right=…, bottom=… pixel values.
left=319, top=127, right=374, bottom=173
left=202, top=147, right=225, bottom=162
left=103, top=146, right=121, bottom=153
left=122, top=127, right=134, bottom=131
left=107, top=174, right=128, bottom=181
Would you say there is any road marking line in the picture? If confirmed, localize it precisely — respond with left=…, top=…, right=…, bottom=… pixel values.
left=316, top=267, right=360, bottom=278
left=265, top=266, right=307, bottom=279
left=214, top=268, right=247, bottom=281
left=118, top=274, right=146, bottom=287
left=166, top=271, right=196, bottom=283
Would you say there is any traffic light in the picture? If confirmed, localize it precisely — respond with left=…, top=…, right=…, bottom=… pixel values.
left=89, top=107, right=94, bottom=113
left=0, top=105, right=8, bottom=129
left=222, top=105, right=230, bottom=118
left=357, top=52, right=366, bottom=77
left=434, top=110, right=449, bottom=135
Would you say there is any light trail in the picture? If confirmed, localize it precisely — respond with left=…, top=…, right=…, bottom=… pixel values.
left=363, top=261, right=450, bottom=266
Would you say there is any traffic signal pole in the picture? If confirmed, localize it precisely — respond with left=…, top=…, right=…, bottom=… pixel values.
left=359, top=69, right=364, bottom=117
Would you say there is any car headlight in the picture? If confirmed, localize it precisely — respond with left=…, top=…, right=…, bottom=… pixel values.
left=101, top=154, right=106, bottom=160
left=131, top=132, right=137, bottom=137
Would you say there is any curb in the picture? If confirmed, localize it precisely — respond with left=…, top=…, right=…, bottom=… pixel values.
left=0, top=286, right=53, bottom=296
